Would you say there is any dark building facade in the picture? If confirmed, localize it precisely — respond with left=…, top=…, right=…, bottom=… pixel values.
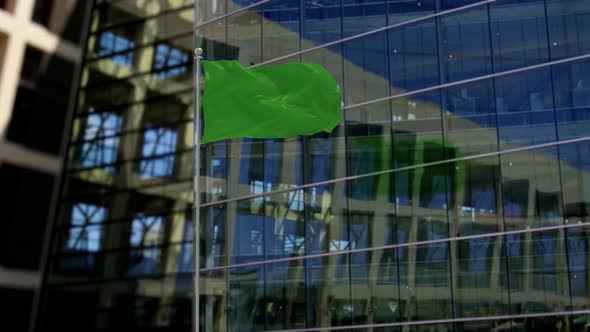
left=0, top=1, right=92, bottom=332
left=37, top=0, right=590, bottom=331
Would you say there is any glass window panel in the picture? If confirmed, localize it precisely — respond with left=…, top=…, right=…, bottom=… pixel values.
left=303, top=46, right=345, bottom=91
left=265, top=190, right=306, bottom=258
left=440, top=0, right=490, bottom=10
left=567, top=227, right=590, bottom=310
left=59, top=203, right=107, bottom=273
left=228, top=265, right=266, bottom=330
left=197, top=0, right=226, bottom=24
left=505, top=230, right=570, bottom=316
left=265, top=261, right=307, bottom=330
left=547, top=0, right=590, bottom=60
left=443, top=78, right=499, bottom=157
left=203, top=141, right=228, bottom=203
left=454, top=156, right=502, bottom=237
left=387, top=0, right=435, bottom=25
left=126, top=214, right=165, bottom=276
left=559, top=141, right=590, bottom=225
left=454, top=235, right=510, bottom=319
left=351, top=243, right=402, bottom=326
left=440, top=6, right=492, bottom=82
left=228, top=198, right=266, bottom=265
left=306, top=253, right=352, bottom=328
left=401, top=241, right=452, bottom=322
left=415, top=219, right=449, bottom=283
left=262, top=0, right=301, bottom=61
left=227, top=9, right=262, bottom=66
left=201, top=269, right=227, bottom=332
left=198, top=21, right=231, bottom=61
left=490, top=0, right=550, bottom=72
left=552, top=59, right=590, bottom=140
left=344, top=32, right=390, bottom=105
left=495, top=68, right=556, bottom=149
left=302, top=0, right=342, bottom=47
left=342, top=0, right=387, bottom=38
left=391, top=90, right=444, bottom=200
left=95, top=31, right=136, bottom=66
left=75, top=112, right=123, bottom=171
left=501, top=146, right=563, bottom=230
left=346, top=101, right=392, bottom=202
left=151, top=43, right=190, bottom=79
left=389, top=20, right=439, bottom=93
left=139, top=126, right=179, bottom=179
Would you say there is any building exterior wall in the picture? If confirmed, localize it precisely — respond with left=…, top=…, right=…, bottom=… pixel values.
left=0, top=1, right=90, bottom=331
left=38, top=0, right=590, bottom=331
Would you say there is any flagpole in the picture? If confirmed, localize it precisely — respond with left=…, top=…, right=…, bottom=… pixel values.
left=193, top=47, right=203, bottom=332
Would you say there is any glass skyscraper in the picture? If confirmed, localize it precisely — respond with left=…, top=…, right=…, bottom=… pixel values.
left=37, top=0, right=590, bottom=331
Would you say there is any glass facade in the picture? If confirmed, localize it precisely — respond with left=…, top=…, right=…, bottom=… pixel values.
left=37, top=0, right=590, bottom=331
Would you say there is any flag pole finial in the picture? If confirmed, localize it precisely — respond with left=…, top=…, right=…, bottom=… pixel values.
left=195, top=48, right=203, bottom=58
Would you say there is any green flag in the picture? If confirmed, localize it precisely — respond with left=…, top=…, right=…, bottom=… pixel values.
left=200, top=60, right=342, bottom=143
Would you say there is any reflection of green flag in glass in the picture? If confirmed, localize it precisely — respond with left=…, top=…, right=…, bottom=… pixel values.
left=200, top=60, right=342, bottom=143
left=350, top=136, right=465, bottom=199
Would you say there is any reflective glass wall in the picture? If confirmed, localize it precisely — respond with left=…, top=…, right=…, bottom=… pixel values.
left=38, top=0, right=590, bottom=331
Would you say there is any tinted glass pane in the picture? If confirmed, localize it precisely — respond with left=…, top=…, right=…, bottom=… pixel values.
left=547, top=0, right=590, bottom=60
left=552, top=59, right=590, bottom=140
left=344, top=32, right=390, bottom=105
left=495, top=68, right=557, bottom=149
left=490, top=0, right=549, bottom=72
left=442, top=79, right=499, bottom=156
left=440, top=6, right=492, bottom=82
left=501, top=147, right=563, bottom=230
left=389, top=20, right=439, bottom=93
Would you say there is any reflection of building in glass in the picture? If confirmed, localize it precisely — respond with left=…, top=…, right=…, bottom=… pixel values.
left=37, top=0, right=590, bottom=332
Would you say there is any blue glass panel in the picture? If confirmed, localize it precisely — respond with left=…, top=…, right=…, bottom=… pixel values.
left=302, top=0, right=343, bottom=45
left=443, top=79, right=498, bottom=156
left=490, top=0, right=549, bottom=72
left=547, top=0, right=590, bottom=60
left=342, top=0, right=387, bottom=38
left=552, top=59, right=590, bottom=140
left=567, top=228, right=590, bottom=305
left=152, top=43, right=189, bottom=79
left=344, top=32, right=390, bottom=105
left=78, top=112, right=122, bottom=171
left=495, top=68, right=556, bottom=149
left=441, top=0, right=491, bottom=10
left=67, top=203, right=107, bottom=251
left=139, top=126, right=178, bottom=178
left=389, top=20, right=439, bottom=93
left=97, top=31, right=135, bottom=66
left=388, top=0, right=434, bottom=25
left=440, top=6, right=492, bottom=82
left=262, top=0, right=301, bottom=61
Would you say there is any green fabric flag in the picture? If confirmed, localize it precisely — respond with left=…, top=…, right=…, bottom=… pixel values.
left=200, top=60, right=342, bottom=143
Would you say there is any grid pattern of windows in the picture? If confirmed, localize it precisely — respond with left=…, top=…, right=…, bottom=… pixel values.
left=38, top=0, right=590, bottom=332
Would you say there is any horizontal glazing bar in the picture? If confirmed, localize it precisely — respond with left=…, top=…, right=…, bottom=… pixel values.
left=263, top=309, right=590, bottom=332
left=200, top=135, right=590, bottom=208
left=199, top=220, right=590, bottom=273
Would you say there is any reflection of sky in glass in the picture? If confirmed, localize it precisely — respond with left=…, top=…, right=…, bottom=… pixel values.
left=98, top=31, right=135, bottom=66
left=153, top=44, right=189, bottom=79
left=80, top=112, right=122, bottom=171
left=139, top=126, right=178, bottom=178
left=67, top=203, right=107, bottom=252
left=130, top=214, right=164, bottom=248
left=127, top=215, right=164, bottom=276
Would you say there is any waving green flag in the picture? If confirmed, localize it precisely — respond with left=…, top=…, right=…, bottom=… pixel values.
left=200, top=60, right=342, bottom=143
